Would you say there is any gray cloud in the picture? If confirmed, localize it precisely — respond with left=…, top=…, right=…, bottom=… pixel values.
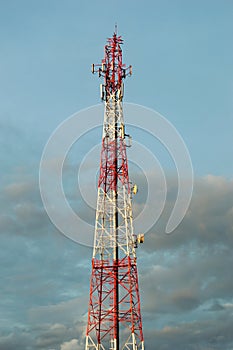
left=144, top=311, right=233, bottom=350
left=60, top=338, right=82, bottom=350
left=143, top=175, right=233, bottom=249
left=1, top=174, right=233, bottom=349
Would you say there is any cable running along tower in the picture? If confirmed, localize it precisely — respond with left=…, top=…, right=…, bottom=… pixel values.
left=85, top=30, right=145, bottom=350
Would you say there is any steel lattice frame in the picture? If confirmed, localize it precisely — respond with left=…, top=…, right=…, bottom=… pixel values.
left=85, top=31, right=144, bottom=350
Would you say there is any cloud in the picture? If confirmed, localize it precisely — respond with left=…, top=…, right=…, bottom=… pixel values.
left=143, top=175, right=233, bottom=250
left=1, top=174, right=233, bottom=349
left=4, top=181, right=35, bottom=198
left=206, top=301, right=225, bottom=312
left=0, top=177, right=50, bottom=235
left=139, top=243, right=233, bottom=316
left=29, top=297, right=88, bottom=325
left=0, top=323, right=85, bottom=350
left=60, top=339, right=80, bottom=350
left=144, top=312, right=233, bottom=350
left=35, top=324, right=69, bottom=348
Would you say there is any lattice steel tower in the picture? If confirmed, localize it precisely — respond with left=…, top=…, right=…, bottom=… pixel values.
left=85, top=29, right=145, bottom=350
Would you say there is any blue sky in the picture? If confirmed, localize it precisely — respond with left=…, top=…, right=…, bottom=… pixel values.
left=0, top=1, right=233, bottom=350
left=0, top=0, right=232, bottom=176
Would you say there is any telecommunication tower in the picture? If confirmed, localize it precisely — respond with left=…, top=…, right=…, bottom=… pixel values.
left=85, top=29, right=145, bottom=350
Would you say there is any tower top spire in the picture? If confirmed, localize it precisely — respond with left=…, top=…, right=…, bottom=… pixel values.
left=115, top=22, right=118, bottom=35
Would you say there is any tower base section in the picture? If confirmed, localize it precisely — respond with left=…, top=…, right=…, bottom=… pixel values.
left=85, top=257, right=144, bottom=350
left=85, top=333, right=145, bottom=350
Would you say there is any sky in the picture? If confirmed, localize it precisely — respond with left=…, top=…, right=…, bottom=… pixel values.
left=0, top=1, right=233, bottom=349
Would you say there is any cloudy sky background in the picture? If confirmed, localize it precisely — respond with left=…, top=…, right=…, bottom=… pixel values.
left=1, top=1, right=233, bottom=349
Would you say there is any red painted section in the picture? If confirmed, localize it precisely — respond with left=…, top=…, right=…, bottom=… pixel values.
left=98, top=138, right=130, bottom=192
left=86, top=257, right=144, bottom=344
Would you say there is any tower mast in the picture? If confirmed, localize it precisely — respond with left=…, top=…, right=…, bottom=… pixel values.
left=85, top=30, right=144, bottom=350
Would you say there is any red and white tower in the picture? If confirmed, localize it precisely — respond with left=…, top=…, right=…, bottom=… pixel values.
left=85, top=30, right=145, bottom=350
